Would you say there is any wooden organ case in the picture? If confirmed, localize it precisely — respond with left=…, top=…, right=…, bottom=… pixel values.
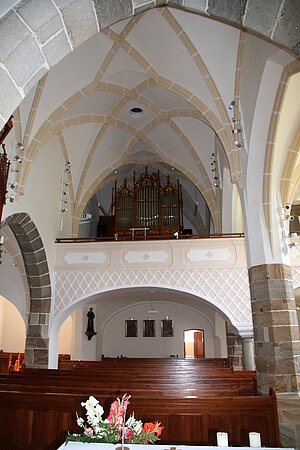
left=113, top=168, right=183, bottom=238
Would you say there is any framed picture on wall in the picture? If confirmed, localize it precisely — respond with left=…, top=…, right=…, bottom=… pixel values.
left=125, top=319, right=138, bottom=337
left=161, top=318, right=174, bottom=337
left=143, top=319, right=155, bottom=337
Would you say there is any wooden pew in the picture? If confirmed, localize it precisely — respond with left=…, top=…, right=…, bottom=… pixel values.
left=0, top=358, right=279, bottom=449
left=0, top=388, right=280, bottom=449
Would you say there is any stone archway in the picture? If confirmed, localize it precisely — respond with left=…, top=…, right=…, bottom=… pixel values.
left=2, top=213, right=50, bottom=367
left=0, top=1, right=299, bottom=129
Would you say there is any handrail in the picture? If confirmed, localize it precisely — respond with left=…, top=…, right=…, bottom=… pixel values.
left=55, top=233, right=244, bottom=243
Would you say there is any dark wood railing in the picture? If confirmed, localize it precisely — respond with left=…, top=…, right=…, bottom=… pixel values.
left=56, top=232, right=244, bottom=244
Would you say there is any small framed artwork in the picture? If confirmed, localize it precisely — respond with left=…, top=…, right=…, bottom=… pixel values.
left=125, top=319, right=137, bottom=337
left=161, top=318, right=174, bottom=337
left=143, top=319, right=155, bottom=337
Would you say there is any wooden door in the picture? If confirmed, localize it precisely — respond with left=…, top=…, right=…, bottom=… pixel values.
left=194, top=331, right=204, bottom=358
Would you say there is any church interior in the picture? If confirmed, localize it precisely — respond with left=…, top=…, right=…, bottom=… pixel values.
left=0, top=1, right=299, bottom=449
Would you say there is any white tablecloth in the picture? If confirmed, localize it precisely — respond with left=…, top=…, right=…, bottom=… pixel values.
left=57, top=443, right=294, bottom=450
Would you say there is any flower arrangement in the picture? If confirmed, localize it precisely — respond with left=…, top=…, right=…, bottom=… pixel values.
left=65, top=394, right=163, bottom=445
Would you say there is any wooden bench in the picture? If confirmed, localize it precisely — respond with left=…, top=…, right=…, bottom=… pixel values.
left=0, top=358, right=278, bottom=449
left=0, top=388, right=280, bottom=450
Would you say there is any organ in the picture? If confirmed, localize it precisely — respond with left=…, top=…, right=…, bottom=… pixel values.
left=112, top=168, right=183, bottom=238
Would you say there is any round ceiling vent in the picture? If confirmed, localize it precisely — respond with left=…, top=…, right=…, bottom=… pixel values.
left=130, top=107, right=144, bottom=116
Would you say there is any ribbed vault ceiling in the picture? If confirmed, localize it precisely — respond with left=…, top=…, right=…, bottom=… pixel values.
left=12, top=6, right=298, bottom=235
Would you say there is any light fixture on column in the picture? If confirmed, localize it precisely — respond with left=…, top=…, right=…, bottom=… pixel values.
left=232, top=128, right=242, bottom=134
left=16, top=143, right=24, bottom=151
left=9, top=182, right=17, bottom=189
left=14, top=155, right=22, bottom=163
left=234, top=140, right=242, bottom=148
left=228, top=100, right=235, bottom=110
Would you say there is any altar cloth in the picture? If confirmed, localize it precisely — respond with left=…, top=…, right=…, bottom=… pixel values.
left=57, top=443, right=294, bottom=450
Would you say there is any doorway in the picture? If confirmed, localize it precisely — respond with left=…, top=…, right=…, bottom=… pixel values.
left=184, top=329, right=204, bottom=358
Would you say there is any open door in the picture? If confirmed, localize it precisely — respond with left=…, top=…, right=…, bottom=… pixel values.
left=184, top=329, right=204, bottom=358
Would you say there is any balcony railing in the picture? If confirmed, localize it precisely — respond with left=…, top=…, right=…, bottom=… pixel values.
left=55, top=232, right=244, bottom=244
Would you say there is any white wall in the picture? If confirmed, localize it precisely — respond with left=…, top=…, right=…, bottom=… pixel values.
left=100, top=302, right=221, bottom=359
left=58, top=315, right=73, bottom=355
left=57, top=299, right=228, bottom=361
left=0, top=248, right=27, bottom=322
left=0, top=295, right=26, bottom=352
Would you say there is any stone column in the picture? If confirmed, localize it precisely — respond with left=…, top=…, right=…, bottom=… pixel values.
left=248, top=263, right=300, bottom=394
left=226, top=329, right=243, bottom=370
left=241, top=336, right=255, bottom=370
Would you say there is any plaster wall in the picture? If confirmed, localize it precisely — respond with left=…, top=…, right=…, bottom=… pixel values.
left=58, top=314, right=72, bottom=355
left=0, top=295, right=26, bottom=352
left=3, top=136, right=65, bottom=273
left=0, top=245, right=27, bottom=322
left=100, top=302, right=219, bottom=359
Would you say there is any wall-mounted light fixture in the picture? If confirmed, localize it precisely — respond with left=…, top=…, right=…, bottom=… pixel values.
left=14, top=155, right=22, bottom=163
left=234, top=141, right=242, bottom=148
left=228, top=101, right=235, bottom=110
left=16, top=143, right=24, bottom=151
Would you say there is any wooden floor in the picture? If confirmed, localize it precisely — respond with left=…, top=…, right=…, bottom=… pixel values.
left=0, top=358, right=280, bottom=449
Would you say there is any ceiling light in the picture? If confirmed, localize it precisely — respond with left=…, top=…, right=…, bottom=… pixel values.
left=130, top=107, right=144, bottom=116
left=232, top=128, right=242, bottom=134
left=17, top=143, right=24, bottom=151
left=232, top=117, right=239, bottom=123
left=61, top=208, right=68, bottom=213
left=14, top=156, right=22, bottom=163
left=10, top=182, right=17, bottom=189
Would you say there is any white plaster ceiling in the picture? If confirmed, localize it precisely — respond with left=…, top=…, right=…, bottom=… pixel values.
left=13, top=6, right=298, bottom=227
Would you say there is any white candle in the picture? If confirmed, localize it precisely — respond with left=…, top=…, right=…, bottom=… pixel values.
left=249, top=432, right=261, bottom=447
left=217, top=432, right=229, bottom=447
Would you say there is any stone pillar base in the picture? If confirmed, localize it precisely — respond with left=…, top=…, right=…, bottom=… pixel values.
left=277, top=392, right=300, bottom=450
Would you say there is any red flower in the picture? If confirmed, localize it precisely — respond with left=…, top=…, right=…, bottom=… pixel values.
left=143, top=422, right=164, bottom=437
left=106, top=400, right=119, bottom=424
left=143, top=423, right=156, bottom=433
left=156, top=425, right=164, bottom=437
